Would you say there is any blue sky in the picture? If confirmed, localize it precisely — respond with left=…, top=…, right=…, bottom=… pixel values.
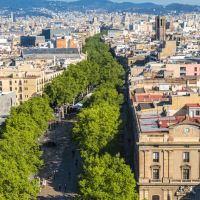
left=110, top=0, right=199, bottom=4
left=62, top=0, right=200, bottom=6
left=111, top=0, right=200, bottom=5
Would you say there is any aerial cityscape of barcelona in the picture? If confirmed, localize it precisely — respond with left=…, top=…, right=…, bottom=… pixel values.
left=1, top=0, right=200, bottom=199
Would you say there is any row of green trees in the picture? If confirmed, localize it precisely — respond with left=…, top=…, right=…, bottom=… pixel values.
left=0, top=95, right=54, bottom=199
left=43, top=30, right=125, bottom=107
left=67, top=32, right=139, bottom=199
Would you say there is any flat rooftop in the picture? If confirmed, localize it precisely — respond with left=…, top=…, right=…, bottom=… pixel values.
left=132, top=94, right=170, bottom=102
left=139, top=115, right=200, bottom=133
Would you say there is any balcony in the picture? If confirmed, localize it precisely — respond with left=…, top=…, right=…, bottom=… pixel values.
left=170, top=179, right=200, bottom=183
left=18, top=90, right=22, bottom=93
left=180, top=68, right=186, bottom=73
left=149, top=179, right=162, bottom=183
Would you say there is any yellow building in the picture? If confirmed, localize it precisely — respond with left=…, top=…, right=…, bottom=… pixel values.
left=0, top=65, right=64, bottom=105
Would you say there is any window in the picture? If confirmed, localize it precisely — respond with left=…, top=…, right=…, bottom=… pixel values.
left=183, top=169, right=189, bottom=179
left=153, top=152, right=159, bottom=162
left=9, top=81, right=12, bottom=85
left=10, top=87, right=12, bottom=91
left=15, top=80, right=17, bottom=83
left=180, top=67, right=186, bottom=71
left=0, top=87, right=2, bottom=91
left=15, top=87, right=17, bottom=90
left=16, top=74, right=18, bottom=76
left=153, top=169, right=159, bottom=179
left=24, top=87, right=28, bottom=90
left=152, top=195, right=160, bottom=200
left=195, top=67, right=197, bottom=71
left=194, top=73, right=197, bottom=76
left=196, top=111, right=200, bottom=116
left=183, top=152, right=189, bottom=162
left=0, top=81, right=2, bottom=85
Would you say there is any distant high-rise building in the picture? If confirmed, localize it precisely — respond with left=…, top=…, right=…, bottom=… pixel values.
left=39, top=18, right=43, bottom=24
left=11, top=12, right=16, bottom=23
left=69, top=14, right=75, bottom=21
left=155, top=16, right=166, bottom=41
left=92, top=17, right=99, bottom=26
left=122, top=13, right=129, bottom=30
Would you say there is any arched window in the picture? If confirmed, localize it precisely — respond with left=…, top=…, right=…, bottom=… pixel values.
left=152, top=195, right=160, bottom=200
left=161, top=19, right=163, bottom=26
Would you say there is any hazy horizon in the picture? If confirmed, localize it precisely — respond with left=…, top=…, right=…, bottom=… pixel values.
left=56, top=0, right=200, bottom=6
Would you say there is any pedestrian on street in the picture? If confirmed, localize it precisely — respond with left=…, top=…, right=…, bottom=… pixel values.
left=58, top=184, right=61, bottom=191
left=65, top=183, right=67, bottom=191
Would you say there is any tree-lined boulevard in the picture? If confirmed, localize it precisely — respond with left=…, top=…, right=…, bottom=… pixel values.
left=0, top=31, right=139, bottom=200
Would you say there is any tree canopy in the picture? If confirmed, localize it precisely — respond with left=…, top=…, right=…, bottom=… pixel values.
left=0, top=96, right=54, bottom=199
left=70, top=102, right=121, bottom=157
left=79, top=153, right=139, bottom=200
left=67, top=32, right=138, bottom=199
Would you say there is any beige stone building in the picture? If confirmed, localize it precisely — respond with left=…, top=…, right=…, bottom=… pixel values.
left=128, top=89, right=200, bottom=200
left=157, top=41, right=176, bottom=58
left=0, top=65, right=64, bottom=105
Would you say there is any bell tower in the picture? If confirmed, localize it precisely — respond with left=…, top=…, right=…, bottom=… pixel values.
left=155, top=16, right=166, bottom=40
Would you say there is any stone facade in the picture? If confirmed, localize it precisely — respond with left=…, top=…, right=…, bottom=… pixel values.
left=0, top=65, right=64, bottom=105
left=137, top=116, right=200, bottom=200
left=156, top=16, right=166, bottom=41
left=0, top=91, right=16, bottom=116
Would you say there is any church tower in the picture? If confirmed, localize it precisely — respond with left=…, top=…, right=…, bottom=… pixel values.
left=155, top=16, right=166, bottom=40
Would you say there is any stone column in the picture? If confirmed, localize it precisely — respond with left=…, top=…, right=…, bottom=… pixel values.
left=169, top=150, right=173, bottom=179
left=163, top=189, right=168, bottom=200
left=168, top=190, right=173, bottom=200
left=163, top=150, right=169, bottom=178
left=198, top=150, right=200, bottom=179
left=144, top=190, right=149, bottom=200
left=139, top=150, right=144, bottom=178
left=144, top=150, right=149, bottom=178
left=139, top=190, right=144, bottom=200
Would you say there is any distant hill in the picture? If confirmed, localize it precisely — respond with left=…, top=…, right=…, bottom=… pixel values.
left=1, top=0, right=200, bottom=15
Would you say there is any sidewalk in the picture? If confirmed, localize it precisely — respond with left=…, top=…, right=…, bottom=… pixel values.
left=37, top=116, right=82, bottom=200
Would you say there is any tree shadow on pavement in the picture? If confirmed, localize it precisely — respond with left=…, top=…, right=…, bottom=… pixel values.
left=37, top=119, right=82, bottom=200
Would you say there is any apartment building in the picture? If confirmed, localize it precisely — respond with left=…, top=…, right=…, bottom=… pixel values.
left=128, top=79, right=200, bottom=200
left=0, top=65, right=64, bottom=105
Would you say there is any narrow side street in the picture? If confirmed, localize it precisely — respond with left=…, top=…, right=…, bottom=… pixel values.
left=37, top=116, right=82, bottom=200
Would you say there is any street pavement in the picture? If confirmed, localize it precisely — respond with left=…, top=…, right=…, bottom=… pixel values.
left=37, top=116, right=82, bottom=200
left=36, top=83, right=131, bottom=200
